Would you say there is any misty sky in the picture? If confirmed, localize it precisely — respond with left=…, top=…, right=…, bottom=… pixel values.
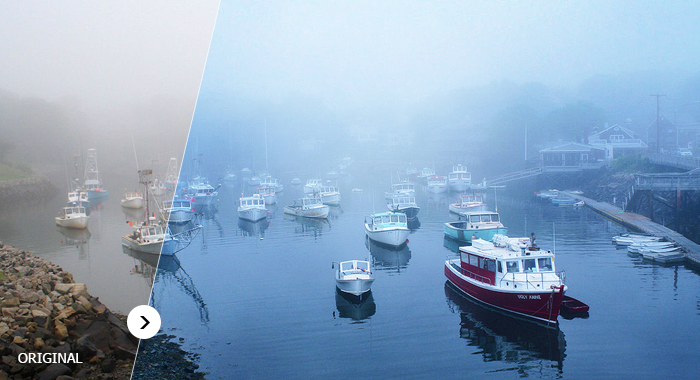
left=204, top=0, right=700, bottom=112
left=0, top=1, right=219, bottom=110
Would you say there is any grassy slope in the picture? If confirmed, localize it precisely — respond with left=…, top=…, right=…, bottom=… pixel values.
left=0, top=163, right=30, bottom=181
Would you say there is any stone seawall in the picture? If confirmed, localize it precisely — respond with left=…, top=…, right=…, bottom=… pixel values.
left=0, top=243, right=137, bottom=379
left=0, top=176, right=57, bottom=209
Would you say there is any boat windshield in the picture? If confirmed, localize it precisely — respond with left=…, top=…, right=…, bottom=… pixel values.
left=341, top=262, right=354, bottom=271
left=469, top=215, right=480, bottom=223
left=538, top=257, right=553, bottom=271
left=506, top=261, right=520, bottom=273
left=356, top=261, right=369, bottom=271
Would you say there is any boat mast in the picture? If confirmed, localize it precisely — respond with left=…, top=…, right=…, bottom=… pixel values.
left=264, top=119, right=269, bottom=172
left=139, top=169, right=153, bottom=224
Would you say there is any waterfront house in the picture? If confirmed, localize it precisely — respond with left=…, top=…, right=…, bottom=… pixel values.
left=588, top=124, right=648, bottom=159
left=539, top=142, right=605, bottom=172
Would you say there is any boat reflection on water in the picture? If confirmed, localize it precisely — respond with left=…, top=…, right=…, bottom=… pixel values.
left=407, top=217, right=420, bottom=231
left=334, top=287, right=376, bottom=321
left=121, top=206, right=146, bottom=223
left=56, top=226, right=91, bottom=260
left=237, top=218, right=269, bottom=238
left=196, top=204, right=219, bottom=220
left=366, top=236, right=411, bottom=273
left=122, top=246, right=210, bottom=324
left=328, top=205, right=343, bottom=219
left=425, top=192, right=449, bottom=211
left=284, top=214, right=330, bottom=238
left=444, top=282, right=566, bottom=374
left=443, top=236, right=468, bottom=254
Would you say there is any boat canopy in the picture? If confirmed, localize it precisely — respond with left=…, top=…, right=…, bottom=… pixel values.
left=389, top=196, right=416, bottom=206
left=340, top=260, right=370, bottom=273
left=368, top=212, right=407, bottom=226
left=461, top=211, right=500, bottom=223
left=391, top=183, right=414, bottom=192
left=62, top=206, right=86, bottom=216
left=240, top=195, right=265, bottom=207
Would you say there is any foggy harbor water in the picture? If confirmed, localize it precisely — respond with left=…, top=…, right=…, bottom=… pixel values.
left=147, top=168, right=700, bottom=379
left=0, top=171, right=164, bottom=314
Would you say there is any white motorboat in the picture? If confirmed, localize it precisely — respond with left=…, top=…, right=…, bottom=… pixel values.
left=317, top=186, right=341, bottom=205
left=641, top=247, right=683, bottom=261
left=120, top=191, right=144, bottom=209
left=448, top=164, right=471, bottom=192
left=284, top=197, right=330, bottom=218
left=238, top=194, right=268, bottom=222
left=384, top=182, right=415, bottom=200
left=291, top=177, right=302, bottom=185
left=364, top=212, right=410, bottom=247
left=257, top=186, right=278, bottom=205
left=261, top=177, right=284, bottom=192
left=426, top=175, right=447, bottom=193
left=161, top=198, right=195, bottom=224
left=304, top=179, right=323, bottom=194
left=55, top=206, right=89, bottom=229
left=164, top=158, right=179, bottom=190
left=535, top=189, right=560, bottom=199
left=121, top=223, right=177, bottom=255
left=386, top=195, right=420, bottom=219
left=188, top=177, right=219, bottom=206
left=449, top=194, right=487, bottom=214
left=333, top=260, right=374, bottom=297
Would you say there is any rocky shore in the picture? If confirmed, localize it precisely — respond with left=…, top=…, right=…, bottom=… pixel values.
left=0, top=242, right=137, bottom=379
left=0, top=176, right=57, bottom=210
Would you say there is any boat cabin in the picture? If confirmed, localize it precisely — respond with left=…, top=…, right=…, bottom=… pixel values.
left=391, top=182, right=415, bottom=193
left=83, top=179, right=102, bottom=192
left=300, top=197, right=324, bottom=208
left=457, top=239, right=561, bottom=289
left=458, top=194, right=483, bottom=206
left=319, top=186, right=339, bottom=194
left=257, top=186, right=276, bottom=196
left=132, top=224, right=168, bottom=243
left=456, top=211, right=502, bottom=227
left=389, top=196, right=417, bottom=207
left=61, top=206, right=86, bottom=218
left=240, top=194, right=266, bottom=208
left=68, top=190, right=89, bottom=204
left=163, top=199, right=193, bottom=210
left=338, top=260, right=371, bottom=275
left=428, top=176, right=446, bottom=184
left=306, top=179, right=322, bottom=186
left=420, top=168, right=435, bottom=177
left=124, top=192, right=143, bottom=199
left=365, top=212, right=407, bottom=231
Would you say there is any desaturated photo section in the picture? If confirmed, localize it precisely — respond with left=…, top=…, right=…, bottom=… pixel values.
left=135, top=1, right=700, bottom=379
left=0, top=1, right=218, bottom=379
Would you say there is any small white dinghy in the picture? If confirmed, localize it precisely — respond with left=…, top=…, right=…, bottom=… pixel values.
left=333, top=260, right=374, bottom=298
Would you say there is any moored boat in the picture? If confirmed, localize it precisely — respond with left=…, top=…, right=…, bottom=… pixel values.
left=449, top=194, right=487, bottom=214
left=67, top=189, right=89, bottom=208
left=120, top=191, right=144, bottom=209
left=284, top=197, right=330, bottom=218
left=317, top=186, right=341, bottom=205
left=121, top=223, right=176, bottom=255
left=448, top=164, right=471, bottom=192
left=238, top=194, right=268, bottom=222
left=303, top=179, right=323, bottom=194
left=444, top=238, right=567, bottom=324
left=83, top=148, right=109, bottom=201
left=333, top=260, right=374, bottom=297
left=444, top=211, right=507, bottom=243
left=384, top=182, right=415, bottom=200
left=426, top=175, right=447, bottom=193
left=386, top=195, right=420, bottom=219
left=188, top=177, right=219, bottom=206
left=161, top=198, right=195, bottom=224
left=257, top=185, right=278, bottom=205
left=364, top=212, right=410, bottom=247
left=55, top=206, right=89, bottom=229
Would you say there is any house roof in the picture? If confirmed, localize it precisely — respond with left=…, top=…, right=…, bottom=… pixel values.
left=590, top=124, right=638, bottom=139
left=539, top=142, right=604, bottom=153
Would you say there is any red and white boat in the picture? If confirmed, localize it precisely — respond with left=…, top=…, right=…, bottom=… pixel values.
left=444, top=238, right=567, bottom=324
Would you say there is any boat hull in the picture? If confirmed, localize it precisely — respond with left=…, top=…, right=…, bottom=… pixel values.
left=262, top=194, right=277, bottom=205
left=449, top=181, right=469, bottom=192
left=444, top=223, right=507, bottom=243
left=445, top=259, right=564, bottom=323
left=449, top=203, right=487, bottom=214
left=283, top=205, right=330, bottom=218
left=87, top=190, right=109, bottom=201
left=321, top=194, right=341, bottom=205
left=336, top=279, right=374, bottom=296
left=54, top=216, right=89, bottom=229
left=120, top=198, right=144, bottom=209
left=121, top=235, right=163, bottom=255
left=365, top=226, right=410, bottom=247
left=387, top=205, right=420, bottom=219
left=166, top=210, right=195, bottom=224
left=238, top=207, right=268, bottom=222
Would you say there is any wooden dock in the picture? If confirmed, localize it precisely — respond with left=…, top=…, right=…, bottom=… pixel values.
left=562, top=192, right=700, bottom=268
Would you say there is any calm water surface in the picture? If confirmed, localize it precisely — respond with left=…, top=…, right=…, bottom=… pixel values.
left=149, top=171, right=700, bottom=379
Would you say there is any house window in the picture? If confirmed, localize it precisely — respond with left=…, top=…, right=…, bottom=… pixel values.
left=610, top=135, right=624, bottom=142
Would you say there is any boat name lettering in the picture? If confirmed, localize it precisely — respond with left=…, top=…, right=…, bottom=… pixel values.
left=517, top=295, right=541, bottom=300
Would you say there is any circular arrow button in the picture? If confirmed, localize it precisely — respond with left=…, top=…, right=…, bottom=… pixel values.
left=127, top=305, right=161, bottom=339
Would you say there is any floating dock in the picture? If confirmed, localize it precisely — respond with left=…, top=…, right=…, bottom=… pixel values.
left=562, top=192, right=700, bottom=268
